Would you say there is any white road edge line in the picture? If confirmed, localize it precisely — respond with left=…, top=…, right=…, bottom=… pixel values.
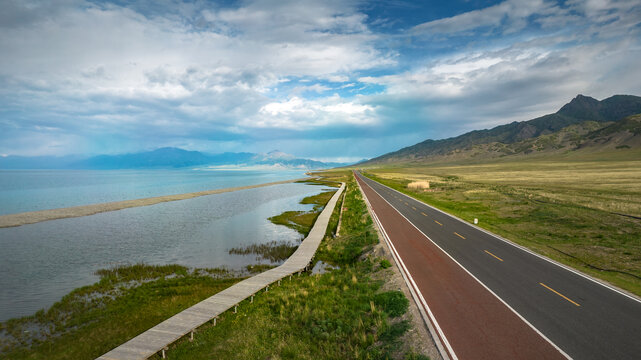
left=357, top=174, right=572, bottom=360
left=355, top=177, right=456, bottom=360
left=371, top=174, right=641, bottom=305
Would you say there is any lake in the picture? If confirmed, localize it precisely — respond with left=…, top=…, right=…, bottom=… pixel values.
left=0, top=169, right=305, bottom=215
left=0, top=170, right=327, bottom=321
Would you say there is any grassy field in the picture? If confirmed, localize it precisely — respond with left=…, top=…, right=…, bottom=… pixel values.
left=162, top=172, right=427, bottom=360
left=360, top=154, right=641, bottom=296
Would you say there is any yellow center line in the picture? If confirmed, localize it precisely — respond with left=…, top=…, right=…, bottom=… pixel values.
left=484, top=250, right=503, bottom=262
left=405, top=202, right=409, bottom=205
left=421, top=212, right=428, bottom=217
left=540, top=283, right=581, bottom=307
left=412, top=206, right=417, bottom=210
left=454, top=232, right=465, bottom=239
left=434, top=220, right=442, bottom=226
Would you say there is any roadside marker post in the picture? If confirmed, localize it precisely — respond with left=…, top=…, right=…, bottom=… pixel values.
left=474, top=218, right=478, bottom=224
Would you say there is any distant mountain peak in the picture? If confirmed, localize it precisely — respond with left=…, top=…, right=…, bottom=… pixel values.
left=265, top=150, right=295, bottom=160
left=557, top=94, right=601, bottom=120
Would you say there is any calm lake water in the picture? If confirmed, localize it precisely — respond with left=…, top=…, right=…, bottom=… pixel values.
left=0, top=169, right=305, bottom=215
left=0, top=170, right=328, bottom=321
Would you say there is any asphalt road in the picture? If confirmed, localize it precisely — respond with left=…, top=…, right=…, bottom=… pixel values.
left=355, top=172, right=641, bottom=360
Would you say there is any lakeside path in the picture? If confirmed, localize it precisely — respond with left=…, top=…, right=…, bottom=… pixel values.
left=0, top=178, right=308, bottom=228
left=97, top=183, right=344, bottom=360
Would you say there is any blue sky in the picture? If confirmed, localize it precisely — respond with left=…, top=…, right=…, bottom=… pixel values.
left=1, top=0, right=640, bottom=162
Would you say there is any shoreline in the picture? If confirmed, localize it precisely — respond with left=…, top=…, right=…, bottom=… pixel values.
left=0, top=178, right=309, bottom=228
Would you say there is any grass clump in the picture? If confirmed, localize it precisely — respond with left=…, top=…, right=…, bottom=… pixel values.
left=374, top=291, right=409, bottom=317
left=380, top=259, right=392, bottom=269
left=245, top=264, right=277, bottom=274
left=94, top=263, right=188, bottom=282
left=229, top=241, right=297, bottom=263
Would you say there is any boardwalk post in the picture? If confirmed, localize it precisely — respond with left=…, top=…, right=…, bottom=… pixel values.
left=289, top=274, right=292, bottom=281
left=162, top=347, right=168, bottom=359
left=278, top=279, right=281, bottom=286
left=190, top=330, right=194, bottom=342
left=213, top=317, right=217, bottom=326
left=265, top=284, right=269, bottom=292
left=234, top=305, right=238, bottom=314
left=250, top=294, right=254, bottom=303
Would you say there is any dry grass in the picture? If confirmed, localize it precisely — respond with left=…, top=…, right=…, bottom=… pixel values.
left=407, top=181, right=430, bottom=191
left=363, top=157, right=641, bottom=295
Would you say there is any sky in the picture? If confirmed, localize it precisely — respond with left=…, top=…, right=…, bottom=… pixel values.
left=1, top=0, right=640, bottom=162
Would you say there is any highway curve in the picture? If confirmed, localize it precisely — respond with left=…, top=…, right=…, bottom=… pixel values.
left=355, top=171, right=641, bottom=360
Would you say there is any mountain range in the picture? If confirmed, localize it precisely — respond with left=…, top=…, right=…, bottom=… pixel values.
left=363, top=94, right=641, bottom=165
left=0, top=149, right=347, bottom=170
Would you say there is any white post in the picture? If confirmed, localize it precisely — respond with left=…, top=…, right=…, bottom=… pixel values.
left=213, top=317, right=217, bottom=326
left=474, top=218, right=478, bottom=224
left=234, top=305, right=238, bottom=313
left=190, top=330, right=194, bottom=342
left=278, top=279, right=281, bottom=286
left=250, top=294, right=254, bottom=303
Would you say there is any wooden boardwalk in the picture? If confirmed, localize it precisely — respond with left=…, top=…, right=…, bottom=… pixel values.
left=97, top=183, right=345, bottom=360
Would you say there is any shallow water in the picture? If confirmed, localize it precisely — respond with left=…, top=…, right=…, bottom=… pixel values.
left=0, top=182, right=327, bottom=321
left=0, top=169, right=305, bottom=215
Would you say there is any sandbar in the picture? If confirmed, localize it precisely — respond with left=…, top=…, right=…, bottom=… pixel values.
left=0, top=178, right=308, bottom=228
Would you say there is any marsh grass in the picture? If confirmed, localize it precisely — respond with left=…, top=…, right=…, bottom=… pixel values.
left=245, top=264, right=277, bottom=274
left=363, top=157, right=641, bottom=295
left=0, top=264, right=243, bottom=359
left=229, top=241, right=297, bottom=262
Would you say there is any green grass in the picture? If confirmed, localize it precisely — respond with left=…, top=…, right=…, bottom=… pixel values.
left=163, top=172, right=425, bottom=360
left=361, top=157, right=641, bottom=296
left=268, top=190, right=337, bottom=236
left=0, top=264, right=243, bottom=359
left=297, top=178, right=343, bottom=188
left=229, top=240, right=298, bottom=262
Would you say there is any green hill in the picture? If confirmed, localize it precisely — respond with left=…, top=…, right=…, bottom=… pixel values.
left=364, top=94, right=641, bottom=165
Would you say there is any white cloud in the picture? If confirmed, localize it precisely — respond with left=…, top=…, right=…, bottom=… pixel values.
left=359, top=33, right=641, bottom=140
left=253, top=95, right=376, bottom=130
left=411, top=0, right=559, bottom=36
left=1, top=0, right=640, bottom=160
left=0, top=0, right=394, bottom=155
